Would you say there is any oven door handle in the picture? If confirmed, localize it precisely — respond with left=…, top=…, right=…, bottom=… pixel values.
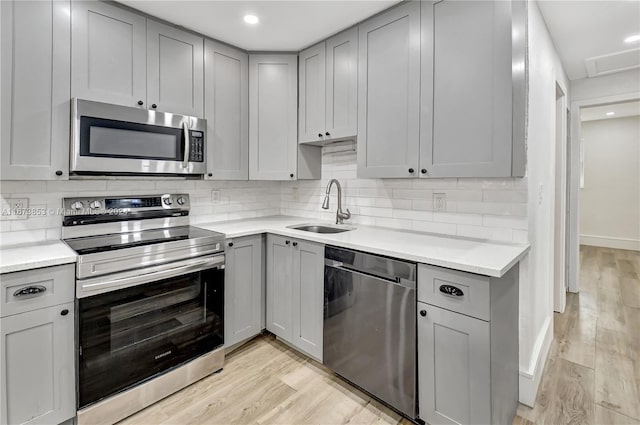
left=78, top=255, right=224, bottom=298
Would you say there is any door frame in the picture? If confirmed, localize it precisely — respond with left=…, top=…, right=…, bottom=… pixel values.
left=553, top=82, right=568, bottom=313
left=567, top=91, right=640, bottom=293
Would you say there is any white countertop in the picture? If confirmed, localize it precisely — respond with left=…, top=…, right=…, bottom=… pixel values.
left=0, top=240, right=77, bottom=274
left=197, top=215, right=529, bottom=277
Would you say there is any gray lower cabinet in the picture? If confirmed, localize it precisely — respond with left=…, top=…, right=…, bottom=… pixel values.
left=1, top=0, right=70, bottom=180
left=249, top=54, right=298, bottom=181
left=0, top=265, right=75, bottom=425
left=420, top=0, right=522, bottom=178
left=147, top=20, right=204, bottom=117
left=71, top=0, right=147, bottom=108
left=224, top=235, right=264, bottom=349
left=417, top=263, right=519, bottom=425
left=204, top=40, right=249, bottom=180
left=357, top=1, right=421, bottom=178
left=266, top=235, right=324, bottom=361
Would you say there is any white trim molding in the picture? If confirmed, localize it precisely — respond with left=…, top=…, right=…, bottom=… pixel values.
left=519, top=315, right=553, bottom=407
left=580, top=235, right=640, bottom=251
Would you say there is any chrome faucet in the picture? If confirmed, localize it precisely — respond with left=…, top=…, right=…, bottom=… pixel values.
left=322, top=179, right=351, bottom=224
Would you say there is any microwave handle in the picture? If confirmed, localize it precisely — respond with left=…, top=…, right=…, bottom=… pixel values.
left=182, top=121, right=190, bottom=169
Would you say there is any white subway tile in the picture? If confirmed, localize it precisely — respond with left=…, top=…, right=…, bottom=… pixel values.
left=433, top=212, right=482, bottom=225
left=483, top=190, right=527, bottom=203
left=483, top=215, right=528, bottom=230
left=393, top=209, right=433, bottom=221
left=456, top=225, right=513, bottom=242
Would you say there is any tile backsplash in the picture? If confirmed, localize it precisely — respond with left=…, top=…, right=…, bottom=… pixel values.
left=281, top=143, right=528, bottom=244
left=1, top=142, right=528, bottom=245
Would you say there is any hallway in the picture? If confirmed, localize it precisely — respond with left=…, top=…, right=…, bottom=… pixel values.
left=516, top=246, right=640, bottom=424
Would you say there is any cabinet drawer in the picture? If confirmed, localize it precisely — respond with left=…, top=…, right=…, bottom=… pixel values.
left=417, top=264, right=490, bottom=321
left=1, top=265, right=75, bottom=317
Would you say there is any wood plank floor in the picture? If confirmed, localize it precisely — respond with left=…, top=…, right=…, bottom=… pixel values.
left=119, top=245, right=639, bottom=425
left=516, top=246, right=640, bottom=425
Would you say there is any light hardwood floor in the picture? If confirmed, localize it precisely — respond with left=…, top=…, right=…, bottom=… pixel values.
left=119, top=245, right=639, bottom=425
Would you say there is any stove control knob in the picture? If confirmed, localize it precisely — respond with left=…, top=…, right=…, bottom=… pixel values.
left=163, top=197, right=173, bottom=206
left=70, top=201, right=84, bottom=211
left=176, top=196, right=186, bottom=205
left=89, top=200, right=102, bottom=210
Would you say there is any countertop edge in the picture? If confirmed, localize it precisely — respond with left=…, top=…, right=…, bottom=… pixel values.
left=0, top=255, right=77, bottom=275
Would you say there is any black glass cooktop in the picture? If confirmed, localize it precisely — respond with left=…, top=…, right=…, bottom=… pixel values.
left=64, top=226, right=221, bottom=255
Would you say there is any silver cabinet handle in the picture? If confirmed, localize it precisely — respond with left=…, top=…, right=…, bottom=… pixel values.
left=13, top=285, right=47, bottom=299
left=182, top=121, right=190, bottom=169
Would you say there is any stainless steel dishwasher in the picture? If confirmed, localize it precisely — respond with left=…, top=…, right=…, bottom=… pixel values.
left=323, top=245, right=417, bottom=418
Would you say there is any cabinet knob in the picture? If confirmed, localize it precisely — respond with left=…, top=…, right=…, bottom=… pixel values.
left=421, top=168, right=427, bottom=175
left=325, top=132, right=330, bottom=136
left=55, top=170, right=63, bottom=176
left=318, top=133, right=323, bottom=138
left=290, top=173, right=294, bottom=178
left=61, top=309, right=69, bottom=316
left=285, top=240, right=290, bottom=245
left=207, top=173, right=213, bottom=177
left=228, top=242, right=234, bottom=247
left=292, top=242, right=298, bottom=247
left=419, top=310, right=427, bottom=317
left=152, top=104, right=158, bottom=109
left=137, top=100, right=144, bottom=106
left=408, top=168, right=415, bottom=173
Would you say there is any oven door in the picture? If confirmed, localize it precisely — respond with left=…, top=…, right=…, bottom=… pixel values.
left=71, top=98, right=206, bottom=175
left=77, top=258, right=224, bottom=408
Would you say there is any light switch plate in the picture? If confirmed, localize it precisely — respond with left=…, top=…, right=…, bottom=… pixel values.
left=2, top=198, right=29, bottom=220
left=211, top=190, right=221, bottom=203
left=433, top=193, right=447, bottom=212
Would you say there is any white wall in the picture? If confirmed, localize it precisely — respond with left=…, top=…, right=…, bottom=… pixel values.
left=519, top=0, right=570, bottom=406
left=579, top=115, right=640, bottom=250
left=0, top=180, right=281, bottom=245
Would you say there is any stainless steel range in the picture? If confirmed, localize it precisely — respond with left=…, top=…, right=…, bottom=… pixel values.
left=62, top=194, right=225, bottom=425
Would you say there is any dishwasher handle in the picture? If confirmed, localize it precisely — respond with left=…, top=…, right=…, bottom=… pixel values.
left=325, top=259, right=415, bottom=290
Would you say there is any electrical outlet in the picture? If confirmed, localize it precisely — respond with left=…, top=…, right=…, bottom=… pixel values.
left=1, top=198, right=29, bottom=220
left=211, top=190, right=221, bottom=203
left=433, top=193, right=447, bottom=212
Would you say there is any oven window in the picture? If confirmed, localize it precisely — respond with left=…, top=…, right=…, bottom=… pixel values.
left=79, top=116, right=183, bottom=161
left=78, top=267, right=224, bottom=408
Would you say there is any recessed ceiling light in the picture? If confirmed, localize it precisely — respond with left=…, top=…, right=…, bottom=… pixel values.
left=244, top=15, right=259, bottom=25
left=624, top=34, right=640, bottom=43
left=606, top=112, right=615, bottom=116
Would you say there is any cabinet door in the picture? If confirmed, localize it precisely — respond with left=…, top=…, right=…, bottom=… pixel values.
left=421, top=0, right=512, bottom=177
left=1, top=0, right=70, bottom=180
left=71, top=1, right=146, bottom=108
left=417, top=303, right=491, bottom=425
left=204, top=40, right=249, bottom=180
left=147, top=20, right=204, bottom=117
left=0, top=302, right=75, bottom=425
left=291, top=240, right=324, bottom=361
left=224, top=236, right=263, bottom=348
left=266, top=235, right=294, bottom=341
left=298, top=42, right=326, bottom=144
left=325, top=27, right=358, bottom=141
left=249, top=54, right=298, bottom=181
left=357, top=2, right=420, bottom=178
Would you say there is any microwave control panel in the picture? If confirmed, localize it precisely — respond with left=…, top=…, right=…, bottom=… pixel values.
left=188, top=131, right=204, bottom=162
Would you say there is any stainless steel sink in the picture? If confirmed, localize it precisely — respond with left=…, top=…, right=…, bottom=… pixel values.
left=289, top=224, right=354, bottom=234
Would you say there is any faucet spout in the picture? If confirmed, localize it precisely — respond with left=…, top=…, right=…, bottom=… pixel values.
left=323, top=179, right=351, bottom=224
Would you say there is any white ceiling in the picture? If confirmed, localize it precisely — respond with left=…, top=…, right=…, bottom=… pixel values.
left=117, top=1, right=400, bottom=51
left=581, top=100, right=640, bottom=122
left=537, top=0, right=640, bottom=80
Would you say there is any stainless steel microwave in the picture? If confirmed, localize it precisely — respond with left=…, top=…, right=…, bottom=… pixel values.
left=71, top=98, right=206, bottom=176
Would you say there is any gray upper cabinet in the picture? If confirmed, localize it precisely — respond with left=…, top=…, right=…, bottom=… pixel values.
left=420, top=0, right=520, bottom=177
left=204, top=40, right=249, bottom=180
left=224, top=235, right=264, bottom=349
left=325, top=27, right=358, bottom=142
left=266, top=234, right=294, bottom=340
left=71, top=1, right=146, bottom=108
left=291, top=239, right=324, bottom=361
left=298, top=42, right=326, bottom=144
left=1, top=0, right=70, bottom=180
left=357, top=1, right=421, bottom=178
left=249, top=54, right=298, bottom=181
left=147, top=20, right=204, bottom=117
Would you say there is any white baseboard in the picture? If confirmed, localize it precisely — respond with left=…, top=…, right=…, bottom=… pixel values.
left=580, top=234, right=640, bottom=251
left=519, top=316, right=553, bottom=407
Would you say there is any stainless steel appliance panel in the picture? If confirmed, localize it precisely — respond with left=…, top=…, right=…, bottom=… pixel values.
left=323, top=246, right=416, bottom=418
